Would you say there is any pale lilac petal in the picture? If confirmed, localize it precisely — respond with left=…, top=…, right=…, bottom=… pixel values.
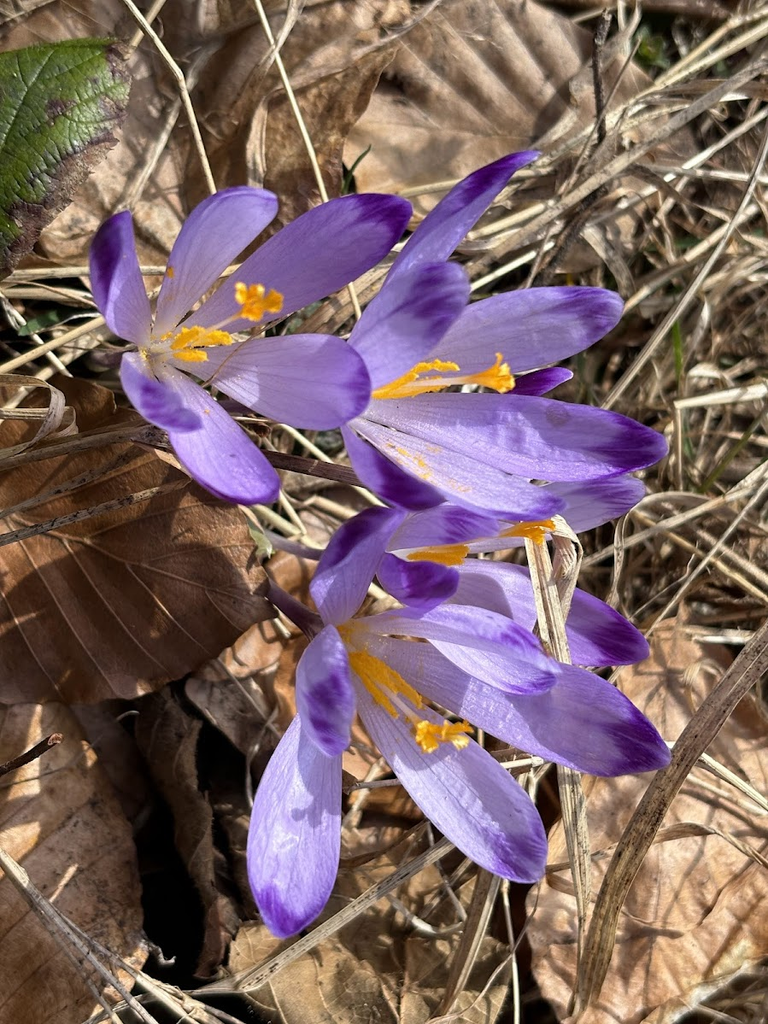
left=296, top=627, right=356, bottom=756
left=198, top=333, right=371, bottom=429
left=376, top=638, right=670, bottom=776
left=193, top=194, right=412, bottom=332
left=367, top=393, right=668, bottom=480
left=356, top=682, right=547, bottom=882
left=389, top=505, right=499, bottom=552
left=433, top=288, right=624, bottom=374
left=163, top=371, right=280, bottom=504
left=348, top=263, right=470, bottom=390
left=311, top=506, right=403, bottom=624
left=89, top=211, right=151, bottom=345
left=342, top=424, right=446, bottom=510
left=544, top=476, right=647, bottom=530
left=513, top=367, right=573, bottom=396
left=451, top=561, right=649, bottom=666
left=154, top=187, right=278, bottom=336
left=373, top=604, right=556, bottom=693
left=389, top=152, right=539, bottom=281
left=248, top=715, right=341, bottom=937
left=120, top=352, right=201, bottom=432
left=377, top=553, right=458, bottom=610
left=353, top=415, right=564, bottom=517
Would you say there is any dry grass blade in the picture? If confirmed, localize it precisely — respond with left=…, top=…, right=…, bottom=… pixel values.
left=575, top=617, right=768, bottom=1016
left=437, top=870, right=502, bottom=1016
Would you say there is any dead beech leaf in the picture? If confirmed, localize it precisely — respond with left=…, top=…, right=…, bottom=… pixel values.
left=0, top=701, right=146, bottom=1024
left=529, top=619, right=768, bottom=1024
left=0, top=376, right=271, bottom=705
left=345, top=0, right=650, bottom=212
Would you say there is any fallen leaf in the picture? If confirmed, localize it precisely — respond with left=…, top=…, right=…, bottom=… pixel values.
left=0, top=39, right=129, bottom=276
left=0, top=701, right=146, bottom=1024
left=0, top=376, right=271, bottom=704
left=528, top=619, right=768, bottom=1024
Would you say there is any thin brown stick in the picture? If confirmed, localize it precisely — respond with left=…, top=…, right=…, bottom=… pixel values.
left=0, top=733, right=62, bottom=777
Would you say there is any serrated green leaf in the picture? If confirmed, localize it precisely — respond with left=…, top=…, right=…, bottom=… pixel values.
left=0, top=38, right=130, bottom=278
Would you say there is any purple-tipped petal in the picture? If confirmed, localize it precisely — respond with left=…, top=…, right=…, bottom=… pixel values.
left=544, top=476, right=647, bottom=531
left=389, top=152, right=539, bottom=281
left=89, top=211, right=151, bottom=345
left=389, top=505, right=500, bottom=551
left=348, top=263, right=470, bottom=390
left=352, top=415, right=564, bottom=517
left=193, top=194, right=412, bottom=332
left=356, top=682, right=547, bottom=882
left=120, top=352, right=201, bottom=432
left=451, top=561, right=649, bottom=666
left=154, top=187, right=279, bottom=336
left=342, top=424, right=446, bottom=510
left=377, top=553, right=459, bottom=610
left=513, top=367, right=573, bottom=396
left=296, top=627, right=356, bottom=756
left=311, top=506, right=403, bottom=624
left=377, top=638, right=669, bottom=776
left=248, top=715, right=341, bottom=938
left=433, top=288, right=624, bottom=374
left=199, top=333, right=371, bottom=429
left=367, top=392, right=668, bottom=480
left=374, top=604, right=556, bottom=693
left=163, top=371, right=280, bottom=504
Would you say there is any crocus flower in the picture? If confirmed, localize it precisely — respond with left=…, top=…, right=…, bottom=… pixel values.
left=247, top=509, right=670, bottom=938
left=89, top=187, right=411, bottom=503
left=336, top=153, right=667, bottom=516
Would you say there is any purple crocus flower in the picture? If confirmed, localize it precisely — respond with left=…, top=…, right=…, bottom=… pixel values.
left=89, top=187, right=411, bottom=503
left=334, top=153, right=667, bottom=517
left=247, top=509, right=670, bottom=938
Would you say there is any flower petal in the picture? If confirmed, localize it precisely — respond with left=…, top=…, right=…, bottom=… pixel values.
left=377, top=553, right=459, bottom=610
left=389, top=505, right=500, bottom=551
left=120, top=352, right=201, bottom=432
left=389, top=152, right=539, bottom=281
left=248, top=715, right=341, bottom=937
left=544, top=476, right=646, bottom=531
left=193, top=194, right=412, bottom=332
left=451, top=561, right=649, bottom=666
left=377, top=637, right=670, bottom=775
left=199, top=333, right=371, bottom=429
left=163, top=371, right=280, bottom=504
left=154, top=187, right=279, bottom=336
left=367, top=392, right=668, bottom=480
left=352, top=415, right=564, bottom=517
left=311, top=506, right=404, bottom=624
left=356, top=681, right=547, bottom=882
left=512, top=367, right=573, bottom=396
left=296, top=626, right=356, bottom=756
left=342, top=424, right=446, bottom=510
left=348, top=263, right=470, bottom=390
left=373, top=603, right=557, bottom=693
left=433, top=288, right=624, bottom=374
left=89, top=210, right=151, bottom=345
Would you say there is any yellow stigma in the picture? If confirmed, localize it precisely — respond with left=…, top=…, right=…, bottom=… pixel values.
left=169, top=325, right=235, bottom=363
left=405, top=543, right=469, bottom=566
left=501, top=519, right=556, bottom=545
left=413, top=719, right=472, bottom=753
left=235, top=282, right=284, bottom=321
left=372, top=353, right=514, bottom=400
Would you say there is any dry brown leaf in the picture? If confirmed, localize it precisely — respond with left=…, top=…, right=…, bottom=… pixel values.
left=0, top=701, right=146, bottom=1024
left=0, top=376, right=271, bottom=704
left=345, top=0, right=651, bottom=214
left=528, top=619, right=768, bottom=1024
left=134, top=688, right=240, bottom=978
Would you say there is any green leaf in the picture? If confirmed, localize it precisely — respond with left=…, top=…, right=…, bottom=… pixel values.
left=0, top=39, right=130, bottom=278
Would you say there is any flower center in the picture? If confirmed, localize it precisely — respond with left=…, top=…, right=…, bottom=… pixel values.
left=153, top=280, right=284, bottom=365
left=347, top=646, right=471, bottom=754
left=372, top=353, right=514, bottom=400
left=500, top=519, right=556, bottom=545
left=405, top=543, right=469, bottom=566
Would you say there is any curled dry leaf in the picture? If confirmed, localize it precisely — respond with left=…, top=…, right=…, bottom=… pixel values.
left=0, top=376, right=271, bottom=705
left=0, top=701, right=146, bottom=1024
left=528, top=619, right=768, bottom=1024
